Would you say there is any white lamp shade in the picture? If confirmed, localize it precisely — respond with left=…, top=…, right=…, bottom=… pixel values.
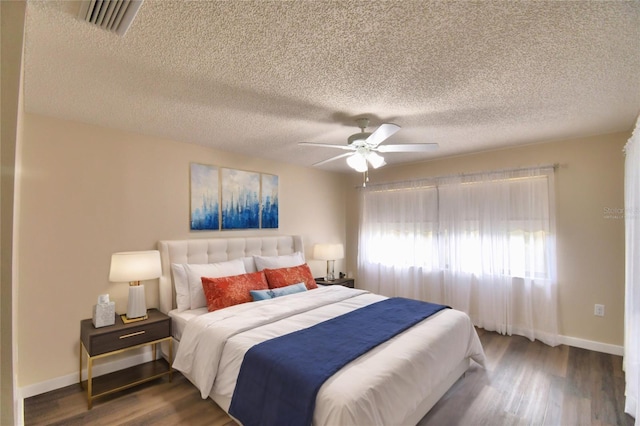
left=367, top=151, right=386, bottom=169
left=109, top=250, right=162, bottom=283
left=314, top=243, right=345, bottom=261
left=346, top=154, right=368, bottom=172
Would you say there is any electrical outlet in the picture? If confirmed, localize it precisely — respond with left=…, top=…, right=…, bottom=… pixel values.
left=594, top=304, right=605, bottom=317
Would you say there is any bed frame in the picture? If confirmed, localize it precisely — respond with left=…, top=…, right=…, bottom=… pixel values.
left=156, top=234, right=469, bottom=425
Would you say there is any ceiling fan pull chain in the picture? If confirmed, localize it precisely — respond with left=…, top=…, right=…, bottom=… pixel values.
left=363, top=170, right=369, bottom=187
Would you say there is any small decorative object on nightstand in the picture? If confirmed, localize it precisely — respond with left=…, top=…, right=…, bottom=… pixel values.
left=92, top=294, right=115, bottom=328
left=315, top=277, right=355, bottom=288
left=79, top=308, right=172, bottom=409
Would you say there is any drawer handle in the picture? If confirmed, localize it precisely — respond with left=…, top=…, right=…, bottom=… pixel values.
left=119, top=331, right=146, bottom=339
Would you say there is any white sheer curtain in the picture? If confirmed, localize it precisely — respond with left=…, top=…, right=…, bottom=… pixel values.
left=358, top=167, right=558, bottom=346
left=358, top=180, right=442, bottom=301
left=437, top=169, right=557, bottom=345
left=625, top=116, right=640, bottom=423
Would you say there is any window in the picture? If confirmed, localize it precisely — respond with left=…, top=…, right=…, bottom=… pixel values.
left=358, top=167, right=558, bottom=345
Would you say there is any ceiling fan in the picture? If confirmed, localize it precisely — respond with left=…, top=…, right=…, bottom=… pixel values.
left=299, top=118, right=439, bottom=173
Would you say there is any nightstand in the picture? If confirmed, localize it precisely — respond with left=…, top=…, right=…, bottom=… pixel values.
left=315, top=277, right=355, bottom=288
left=79, top=308, right=172, bottom=409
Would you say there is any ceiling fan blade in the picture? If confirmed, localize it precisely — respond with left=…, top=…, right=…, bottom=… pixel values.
left=376, top=143, right=439, bottom=153
left=365, top=123, right=400, bottom=147
left=313, top=152, right=353, bottom=166
left=299, top=142, right=354, bottom=151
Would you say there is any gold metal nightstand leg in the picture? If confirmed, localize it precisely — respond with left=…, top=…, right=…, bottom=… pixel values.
left=79, top=339, right=82, bottom=387
left=87, top=356, right=93, bottom=409
left=169, top=339, right=173, bottom=382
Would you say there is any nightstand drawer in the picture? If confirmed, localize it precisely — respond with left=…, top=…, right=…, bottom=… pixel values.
left=80, top=309, right=171, bottom=357
left=89, top=321, right=169, bottom=355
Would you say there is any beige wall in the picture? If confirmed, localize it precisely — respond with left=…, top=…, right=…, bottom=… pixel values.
left=16, top=113, right=348, bottom=388
left=346, top=133, right=627, bottom=347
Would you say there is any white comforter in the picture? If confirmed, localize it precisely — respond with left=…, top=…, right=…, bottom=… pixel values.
left=173, top=285, right=485, bottom=426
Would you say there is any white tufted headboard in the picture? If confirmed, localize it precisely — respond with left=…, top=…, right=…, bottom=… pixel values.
left=157, top=235, right=304, bottom=314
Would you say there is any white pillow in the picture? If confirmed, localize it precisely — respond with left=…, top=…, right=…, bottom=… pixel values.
left=171, top=263, right=190, bottom=312
left=243, top=256, right=258, bottom=273
left=253, top=252, right=305, bottom=271
left=183, top=259, right=247, bottom=309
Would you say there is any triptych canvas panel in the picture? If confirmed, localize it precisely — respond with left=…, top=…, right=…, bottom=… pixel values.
left=190, top=163, right=279, bottom=231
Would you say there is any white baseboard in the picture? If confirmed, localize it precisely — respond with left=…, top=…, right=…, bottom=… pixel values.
left=558, top=334, right=624, bottom=356
left=15, top=397, right=23, bottom=426
left=18, top=346, right=155, bottom=400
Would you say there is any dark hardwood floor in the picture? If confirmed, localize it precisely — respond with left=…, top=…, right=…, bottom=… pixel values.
left=419, top=329, right=632, bottom=426
left=25, top=329, right=633, bottom=425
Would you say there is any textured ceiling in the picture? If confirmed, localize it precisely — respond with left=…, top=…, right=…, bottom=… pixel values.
left=23, top=1, right=640, bottom=172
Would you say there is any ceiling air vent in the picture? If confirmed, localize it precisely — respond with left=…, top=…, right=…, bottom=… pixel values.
left=77, top=0, right=144, bottom=36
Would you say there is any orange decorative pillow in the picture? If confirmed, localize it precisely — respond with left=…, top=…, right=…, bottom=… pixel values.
left=263, top=264, right=318, bottom=290
left=201, top=271, right=269, bottom=312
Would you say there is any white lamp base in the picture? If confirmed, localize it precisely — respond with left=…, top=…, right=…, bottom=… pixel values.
left=127, top=284, right=147, bottom=319
left=325, top=260, right=336, bottom=281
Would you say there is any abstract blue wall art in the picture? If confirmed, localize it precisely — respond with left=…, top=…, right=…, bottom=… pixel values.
left=190, top=163, right=220, bottom=230
left=261, top=173, right=279, bottom=229
left=221, top=168, right=260, bottom=230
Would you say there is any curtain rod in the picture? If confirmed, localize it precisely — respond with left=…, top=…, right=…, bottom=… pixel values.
left=356, top=163, right=559, bottom=190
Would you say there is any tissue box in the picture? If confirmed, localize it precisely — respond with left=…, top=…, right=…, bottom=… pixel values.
left=92, top=301, right=115, bottom=328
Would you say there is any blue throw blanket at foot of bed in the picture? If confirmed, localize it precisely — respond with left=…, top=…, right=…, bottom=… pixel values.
left=228, top=297, right=449, bottom=426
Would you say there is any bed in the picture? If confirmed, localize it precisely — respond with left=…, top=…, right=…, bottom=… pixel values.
left=158, top=235, right=485, bottom=425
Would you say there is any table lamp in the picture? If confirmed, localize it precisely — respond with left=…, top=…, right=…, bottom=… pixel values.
left=109, top=250, right=161, bottom=323
left=314, top=243, right=344, bottom=281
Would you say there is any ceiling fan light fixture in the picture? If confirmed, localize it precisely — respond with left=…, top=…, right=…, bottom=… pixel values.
left=299, top=117, right=438, bottom=172
left=347, top=153, right=368, bottom=172
left=367, top=151, right=386, bottom=169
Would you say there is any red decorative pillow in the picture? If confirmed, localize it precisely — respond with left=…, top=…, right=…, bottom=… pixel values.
left=201, top=271, right=269, bottom=312
left=264, top=264, right=318, bottom=290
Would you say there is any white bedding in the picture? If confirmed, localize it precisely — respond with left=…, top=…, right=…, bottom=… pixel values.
left=169, top=307, right=207, bottom=341
left=173, top=285, right=485, bottom=426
